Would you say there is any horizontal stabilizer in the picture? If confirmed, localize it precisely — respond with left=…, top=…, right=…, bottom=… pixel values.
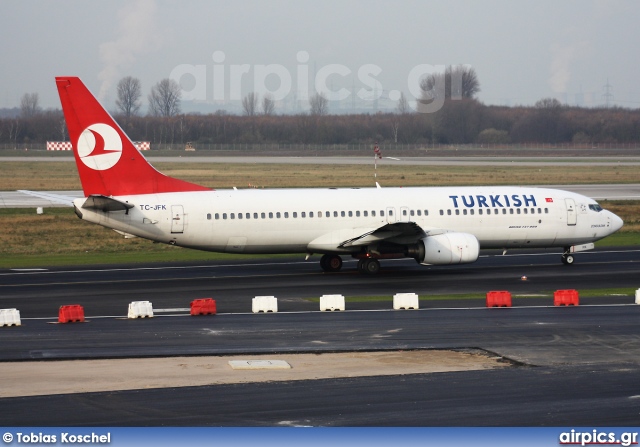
left=81, top=195, right=134, bottom=212
left=16, top=190, right=77, bottom=206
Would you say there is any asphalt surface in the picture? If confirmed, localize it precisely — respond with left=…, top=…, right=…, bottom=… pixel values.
left=1, top=248, right=640, bottom=426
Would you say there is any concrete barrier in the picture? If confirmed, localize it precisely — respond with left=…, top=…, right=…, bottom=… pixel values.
left=393, top=293, right=419, bottom=310
left=554, top=290, right=579, bottom=306
left=320, top=294, right=345, bottom=311
left=128, top=301, right=154, bottom=318
left=190, top=298, right=217, bottom=316
left=252, top=296, right=278, bottom=313
left=0, top=308, right=21, bottom=327
left=58, top=304, right=85, bottom=323
left=486, top=291, right=512, bottom=308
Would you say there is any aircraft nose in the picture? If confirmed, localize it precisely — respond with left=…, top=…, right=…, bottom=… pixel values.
left=609, top=212, right=623, bottom=233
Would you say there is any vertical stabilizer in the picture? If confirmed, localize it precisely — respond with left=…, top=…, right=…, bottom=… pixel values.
left=56, top=77, right=209, bottom=197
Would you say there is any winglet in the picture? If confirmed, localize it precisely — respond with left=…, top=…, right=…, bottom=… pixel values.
left=56, top=77, right=210, bottom=197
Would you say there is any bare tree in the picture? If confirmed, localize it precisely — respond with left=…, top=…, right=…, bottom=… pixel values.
left=116, top=76, right=142, bottom=118
left=20, top=93, right=40, bottom=118
left=262, top=94, right=275, bottom=115
left=242, top=92, right=259, bottom=116
left=148, top=79, right=181, bottom=117
left=309, top=92, right=328, bottom=116
left=395, top=92, right=410, bottom=114
left=420, top=65, right=480, bottom=101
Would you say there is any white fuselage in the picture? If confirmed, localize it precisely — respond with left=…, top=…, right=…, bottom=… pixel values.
left=73, top=185, right=622, bottom=257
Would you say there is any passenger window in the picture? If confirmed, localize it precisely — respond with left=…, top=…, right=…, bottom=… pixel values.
left=301, top=212, right=306, bottom=218
left=207, top=213, right=212, bottom=220
left=517, top=209, right=521, bottom=214
left=524, top=209, right=528, bottom=214
left=509, top=209, right=514, bottom=215
left=545, top=208, right=549, bottom=214
left=440, top=210, right=444, bottom=216
left=341, top=211, right=345, bottom=217
left=285, top=212, right=289, bottom=218
left=381, top=210, right=385, bottom=217
left=389, top=210, right=393, bottom=216
left=456, top=210, right=460, bottom=215
left=364, top=210, right=368, bottom=217
left=238, top=213, right=242, bottom=219
left=293, top=212, right=297, bottom=218
left=447, top=210, right=451, bottom=216
left=246, top=213, right=250, bottom=219
left=223, top=213, right=227, bottom=220
left=261, top=212, right=266, bottom=219
left=424, top=210, right=428, bottom=216
left=254, top=213, right=258, bottom=219
left=478, top=209, right=482, bottom=215
left=326, top=211, right=330, bottom=218
left=348, top=211, right=353, bottom=217
left=403, top=209, right=408, bottom=216
left=215, top=213, right=219, bottom=219
left=310, top=212, right=314, bottom=217
left=230, top=213, right=235, bottom=219
left=334, top=211, right=338, bottom=217
left=356, top=211, right=360, bottom=217
left=276, top=212, right=281, bottom=218
left=410, top=210, right=414, bottom=216
left=269, top=212, right=273, bottom=218
left=502, top=209, right=506, bottom=215
left=470, top=209, right=474, bottom=215
left=372, top=211, right=376, bottom=217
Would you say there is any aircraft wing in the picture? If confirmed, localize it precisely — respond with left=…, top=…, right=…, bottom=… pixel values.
left=308, top=221, right=447, bottom=252
left=16, top=190, right=79, bottom=207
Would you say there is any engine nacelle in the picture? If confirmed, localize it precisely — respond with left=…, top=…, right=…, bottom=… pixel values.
left=416, top=232, right=480, bottom=265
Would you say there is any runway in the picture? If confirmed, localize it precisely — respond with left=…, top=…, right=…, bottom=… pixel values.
left=1, top=248, right=640, bottom=425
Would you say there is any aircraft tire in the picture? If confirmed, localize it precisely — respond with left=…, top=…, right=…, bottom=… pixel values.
left=561, top=254, right=574, bottom=265
left=363, top=258, right=380, bottom=275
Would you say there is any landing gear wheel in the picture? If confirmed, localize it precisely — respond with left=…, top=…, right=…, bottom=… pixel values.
left=357, top=258, right=366, bottom=273
left=561, top=254, right=574, bottom=265
left=362, top=258, right=380, bottom=275
left=320, top=254, right=343, bottom=272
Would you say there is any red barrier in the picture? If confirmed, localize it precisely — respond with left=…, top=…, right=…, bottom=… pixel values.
left=486, top=291, right=512, bottom=308
left=58, top=305, right=85, bottom=323
left=190, top=298, right=217, bottom=316
left=554, top=289, right=579, bottom=306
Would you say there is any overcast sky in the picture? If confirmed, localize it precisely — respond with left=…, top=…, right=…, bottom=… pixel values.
left=2, top=0, right=639, bottom=113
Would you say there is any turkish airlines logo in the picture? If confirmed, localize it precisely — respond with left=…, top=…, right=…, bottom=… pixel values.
left=77, top=123, right=123, bottom=171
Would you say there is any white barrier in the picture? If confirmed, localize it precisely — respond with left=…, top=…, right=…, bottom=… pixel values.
left=320, top=294, right=345, bottom=311
left=636, top=289, right=640, bottom=305
left=128, top=301, right=154, bottom=318
left=393, top=293, right=419, bottom=310
left=252, top=296, right=278, bottom=313
left=0, top=308, right=21, bottom=327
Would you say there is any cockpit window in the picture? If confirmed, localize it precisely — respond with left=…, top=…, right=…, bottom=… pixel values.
left=589, top=204, right=603, bottom=212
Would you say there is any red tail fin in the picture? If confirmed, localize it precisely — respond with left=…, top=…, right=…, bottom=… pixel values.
left=56, top=77, right=209, bottom=197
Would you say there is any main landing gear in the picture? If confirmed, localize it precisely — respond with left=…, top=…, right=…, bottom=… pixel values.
left=320, top=254, right=343, bottom=272
left=357, top=258, right=380, bottom=275
left=561, top=247, right=575, bottom=265
left=319, top=254, right=381, bottom=274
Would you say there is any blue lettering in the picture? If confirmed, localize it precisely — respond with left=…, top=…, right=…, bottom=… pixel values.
left=504, top=195, right=511, bottom=207
left=511, top=195, right=522, bottom=207
left=477, top=195, right=488, bottom=207
left=449, top=195, right=460, bottom=208
left=490, top=195, right=503, bottom=207
left=461, top=195, right=475, bottom=207
left=524, top=195, right=536, bottom=206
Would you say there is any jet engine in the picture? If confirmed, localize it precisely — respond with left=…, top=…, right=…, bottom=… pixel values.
left=413, top=232, right=480, bottom=265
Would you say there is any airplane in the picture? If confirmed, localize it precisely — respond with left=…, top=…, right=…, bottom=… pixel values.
left=43, top=76, right=623, bottom=274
